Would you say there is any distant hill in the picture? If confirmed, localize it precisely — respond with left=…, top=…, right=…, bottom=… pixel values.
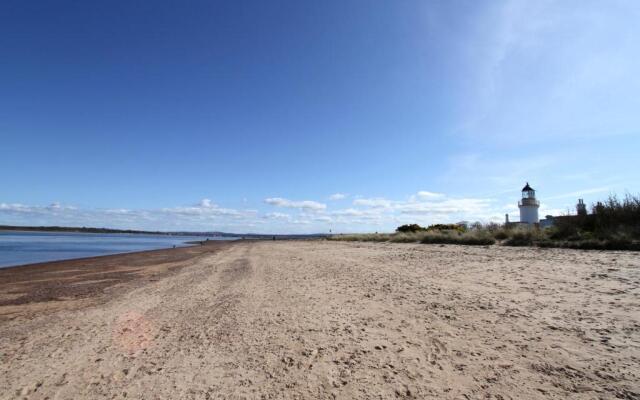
left=0, top=225, right=328, bottom=239
left=0, top=225, right=193, bottom=236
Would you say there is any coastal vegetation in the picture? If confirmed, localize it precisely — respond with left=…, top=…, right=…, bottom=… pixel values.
left=329, top=194, right=640, bottom=251
left=328, top=227, right=495, bottom=246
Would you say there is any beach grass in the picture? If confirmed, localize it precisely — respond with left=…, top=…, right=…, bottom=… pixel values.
left=329, top=229, right=496, bottom=246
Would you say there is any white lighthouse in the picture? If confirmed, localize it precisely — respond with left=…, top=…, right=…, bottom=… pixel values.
left=518, top=182, right=539, bottom=224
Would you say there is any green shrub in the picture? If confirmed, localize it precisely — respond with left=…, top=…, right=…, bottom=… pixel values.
left=426, top=223, right=466, bottom=233
left=550, top=194, right=640, bottom=241
left=396, top=224, right=427, bottom=233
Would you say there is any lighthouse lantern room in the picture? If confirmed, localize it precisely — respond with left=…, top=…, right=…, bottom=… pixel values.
left=518, top=182, right=540, bottom=224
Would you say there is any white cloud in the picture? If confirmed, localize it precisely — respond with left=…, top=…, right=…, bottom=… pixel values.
left=264, top=212, right=291, bottom=220
left=0, top=198, right=264, bottom=232
left=416, top=191, right=444, bottom=200
left=329, top=193, right=347, bottom=200
left=103, top=208, right=136, bottom=215
left=157, top=198, right=257, bottom=219
left=162, top=205, right=248, bottom=218
left=353, top=198, right=393, bottom=208
left=409, top=191, right=445, bottom=202
left=545, top=186, right=611, bottom=201
left=3, top=183, right=610, bottom=233
left=396, top=198, right=493, bottom=216
left=198, top=198, right=214, bottom=208
left=0, top=202, right=76, bottom=214
left=331, top=208, right=368, bottom=217
left=0, top=203, right=33, bottom=213
left=264, top=197, right=326, bottom=211
left=347, top=193, right=501, bottom=226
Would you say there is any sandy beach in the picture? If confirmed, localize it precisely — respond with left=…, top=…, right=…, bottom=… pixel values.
left=1, top=240, right=639, bottom=399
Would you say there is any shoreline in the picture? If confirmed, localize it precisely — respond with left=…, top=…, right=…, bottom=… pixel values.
left=0, top=240, right=236, bottom=317
left=0, top=244, right=194, bottom=272
left=0, top=230, right=239, bottom=270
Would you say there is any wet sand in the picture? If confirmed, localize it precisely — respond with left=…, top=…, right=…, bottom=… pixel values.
left=0, top=241, right=232, bottom=319
left=1, top=240, right=639, bottom=399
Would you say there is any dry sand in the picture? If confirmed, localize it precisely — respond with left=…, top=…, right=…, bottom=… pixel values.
left=1, top=240, right=639, bottom=399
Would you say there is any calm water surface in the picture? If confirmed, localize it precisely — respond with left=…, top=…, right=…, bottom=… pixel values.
left=0, top=231, right=234, bottom=268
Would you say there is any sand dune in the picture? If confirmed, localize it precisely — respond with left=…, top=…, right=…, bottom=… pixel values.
left=1, top=241, right=639, bottom=399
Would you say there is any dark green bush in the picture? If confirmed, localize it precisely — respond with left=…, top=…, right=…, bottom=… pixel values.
left=493, top=230, right=509, bottom=240
left=551, top=194, right=640, bottom=241
left=426, top=223, right=466, bottom=233
left=396, top=224, right=427, bottom=233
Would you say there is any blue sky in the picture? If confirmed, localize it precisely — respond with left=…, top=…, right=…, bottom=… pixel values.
left=1, top=0, right=639, bottom=233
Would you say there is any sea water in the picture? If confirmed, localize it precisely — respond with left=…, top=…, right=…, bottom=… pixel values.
left=0, top=231, right=234, bottom=268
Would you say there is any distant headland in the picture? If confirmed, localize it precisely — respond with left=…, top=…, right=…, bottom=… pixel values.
left=0, top=225, right=327, bottom=240
left=0, top=225, right=213, bottom=236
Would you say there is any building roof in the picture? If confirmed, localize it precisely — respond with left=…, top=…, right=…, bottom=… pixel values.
left=522, top=182, right=534, bottom=192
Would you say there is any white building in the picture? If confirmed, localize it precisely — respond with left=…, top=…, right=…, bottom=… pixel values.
left=518, top=182, right=540, bottom=224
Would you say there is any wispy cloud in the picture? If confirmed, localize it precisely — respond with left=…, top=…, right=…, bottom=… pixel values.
left=349, top=192, right=500, bottom=224
left=396, top=198, right=493, bottom=216
left=352, top=198, right=393, bottom=209
left=0, top=202, right=76, bottom=214
left=441, top=153, right=558, bottom=190
left=264, top=212, right=291, bottom=220
left=264, top=197, right=326, bottom=211
left=408, top=191, right=445, bottom=202
left=545, top=186, right=611, bottom=201
left=1, top=193, right=499, bottom=233
left=1, top=183, right=620, bottom=233
left=331, top=208, right=372, bottom=217
left=329, top=193, right=347, bottom=201
left=162, top=199, right=253, bottom=218
left=0, top=199, right=257, bottom=232
left=452, top=1, right=640, bottom=144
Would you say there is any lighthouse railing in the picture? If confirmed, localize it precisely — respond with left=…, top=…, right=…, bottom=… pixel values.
left=518, top=199, right=540, bottom=207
